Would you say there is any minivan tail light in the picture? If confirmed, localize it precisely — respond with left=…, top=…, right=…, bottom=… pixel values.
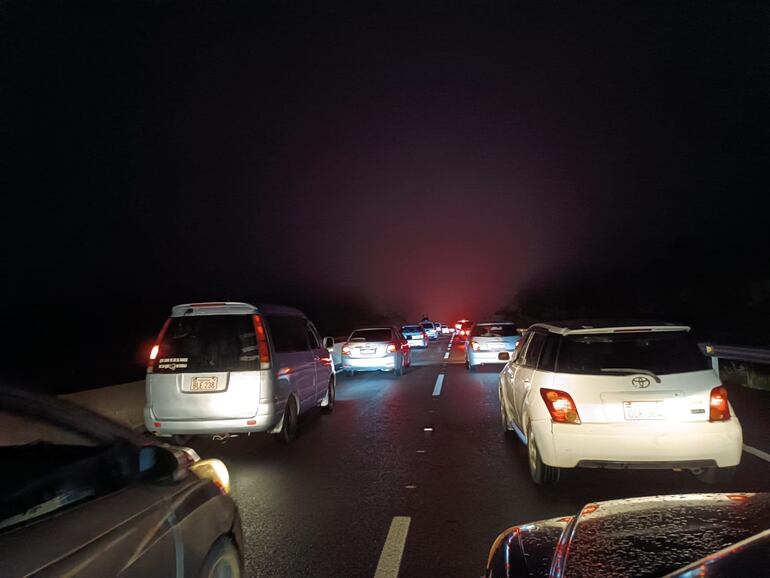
left=252, top=315, right=272, bottom=370
left=540, top=388, right=581, bottom=424
left=147, top=318, right=171, bottom=372
left=709, top=386, right=730, bottom=421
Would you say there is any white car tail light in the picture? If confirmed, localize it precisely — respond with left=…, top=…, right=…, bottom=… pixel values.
left=251, top=315, right=272, bottom=369
left=709, top=386, right=730, bottom=421
left=147, top=318, right=171, bottom=373
left=540, top=388, right=581, bottom=424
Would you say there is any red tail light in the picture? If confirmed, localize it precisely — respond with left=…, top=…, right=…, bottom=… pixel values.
left=709, top=386, right=730, bottom=421
left=387, top=342, right=397, bottom=353
left=147, top=318, right=171, bottom=372
left=471, top=340, right=481, bottom=351
left=342, top=344, right=351, bottom=355
left=252, top=315, right=272, bottom=369
left=540, top=388, right=581, bottom=424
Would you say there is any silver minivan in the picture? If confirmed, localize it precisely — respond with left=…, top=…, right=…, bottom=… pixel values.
left=144, top=302, right=335, bottom=443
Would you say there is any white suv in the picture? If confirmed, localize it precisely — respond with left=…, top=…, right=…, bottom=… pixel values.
left=498, top=321, right=743, bottom=485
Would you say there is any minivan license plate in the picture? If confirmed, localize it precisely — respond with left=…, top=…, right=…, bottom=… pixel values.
left=623, top=401, right=665, bottom=420
left=191, top=376, right=219, bottom=392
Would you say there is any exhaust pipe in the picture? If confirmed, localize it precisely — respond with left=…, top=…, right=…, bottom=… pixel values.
left=212, top=433, right=238, bottom=441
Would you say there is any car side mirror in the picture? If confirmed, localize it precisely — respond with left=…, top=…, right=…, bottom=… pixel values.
left=498, top=352, right=510, bottom=361
left=323, top=336, right=334, bottom=350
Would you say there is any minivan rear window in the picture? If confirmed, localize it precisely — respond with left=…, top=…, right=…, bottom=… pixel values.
left=471, top=324, right=518, bottom=337
left=555, top=331, right=711, bottom=375
left=349, top=329, right=393, bottom=342
left=154, top=315, right=259, bottom=373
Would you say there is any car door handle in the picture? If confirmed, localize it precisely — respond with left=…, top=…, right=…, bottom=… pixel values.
left=523, top=378, right=531, bottom=384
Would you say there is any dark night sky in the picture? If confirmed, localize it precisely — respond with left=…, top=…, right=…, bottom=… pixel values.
left=2, top=2, right=769, bottom=386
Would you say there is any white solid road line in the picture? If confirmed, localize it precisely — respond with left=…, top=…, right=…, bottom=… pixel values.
left=432, top=374, right=444, bottom=396
left=374, top=516, right=411, bottom=578
left=744, top=444, right=770, bottom=463
left=443, top=352, right=449, bottom=359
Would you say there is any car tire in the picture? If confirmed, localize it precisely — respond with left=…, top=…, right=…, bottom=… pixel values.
left=200, top=536, right=242, bottom=578
left=321, top=378, right=335, bottom=412
left=467, top=360, right=476, bottom=372
left=394, top=356, right=404, bottom=377
left=692, top=466, right=737, bottom=484
left=527, top=422, right=560, bottom=485
left=276, top=398, right=298, bottom=444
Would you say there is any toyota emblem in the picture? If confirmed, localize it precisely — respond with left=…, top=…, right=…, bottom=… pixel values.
left=632, top=376, right=651, bottom=389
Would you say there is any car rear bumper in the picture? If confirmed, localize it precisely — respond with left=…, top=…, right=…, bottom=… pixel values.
left=467, top=349, right=511, bottom=366
left=533, top=417, right=743, bottom=469
left=343, top=354, right=397, bottom=371
left=407, top=340, right=427, bottom=348
left=144, top=404, right=278, bottom=435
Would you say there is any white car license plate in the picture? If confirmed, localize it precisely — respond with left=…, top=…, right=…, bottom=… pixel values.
left=623, top=401, right=665, bottom=420
left=361, top=348, right=376, bottom=354
left=191, top=376, right=219, bottom=392
left=489, top=342, right=505, bottom=350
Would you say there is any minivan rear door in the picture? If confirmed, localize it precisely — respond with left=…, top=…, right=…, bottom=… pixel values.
left=148, top=314, right=262, bottom=420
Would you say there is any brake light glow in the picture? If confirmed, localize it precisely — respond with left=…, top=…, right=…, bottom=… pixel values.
left=709, top=386, right=730, bottom=421
left=471, top=340, right=481, bottom=351
left=252, top=315, right=272, bottom=369
left=342, top=345, right=351, bottom=355
left=540, top=388, right=581, bottom=424
left=147, top=318, right=171, bottom=372
left=387, top=343, right=397, bottom=353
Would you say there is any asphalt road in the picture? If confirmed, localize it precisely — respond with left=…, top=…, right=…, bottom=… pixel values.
left=187, top=335, right=770, bottom=577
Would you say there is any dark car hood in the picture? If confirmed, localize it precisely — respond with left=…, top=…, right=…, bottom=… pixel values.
left=487, top=493, right=770, bottom=578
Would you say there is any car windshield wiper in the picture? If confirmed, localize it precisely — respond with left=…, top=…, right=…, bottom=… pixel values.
left=599, top=368, right=661, bottom=383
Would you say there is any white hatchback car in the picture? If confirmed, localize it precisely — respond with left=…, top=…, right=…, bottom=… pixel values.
left=498, top=321, right=742, bottom=485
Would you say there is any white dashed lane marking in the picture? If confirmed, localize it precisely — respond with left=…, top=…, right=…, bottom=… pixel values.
left=432, top=374, right=444, bottom=396
left=374, top=516, right=411, bottom=578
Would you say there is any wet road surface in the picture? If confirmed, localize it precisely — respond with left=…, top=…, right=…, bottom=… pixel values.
left=188, top=335, right=770, bottom=577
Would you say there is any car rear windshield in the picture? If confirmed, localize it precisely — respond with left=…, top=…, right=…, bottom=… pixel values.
left=471, top=324, right=517, bottom=337
left=154, top=314, right=259, bottom=373
left=349, top=329, right=393, bottom=342
left=420, top=323, right=434, bottom=329
left=555, top=331, right=711, bottom=375
left=402, top=326, right=421, bottom=332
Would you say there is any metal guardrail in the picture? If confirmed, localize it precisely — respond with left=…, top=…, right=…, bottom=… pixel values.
left=702, top=344, right=770, bottom=365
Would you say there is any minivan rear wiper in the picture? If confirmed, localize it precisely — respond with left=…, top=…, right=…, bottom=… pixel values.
left=599, top=368, right=661, bottom=383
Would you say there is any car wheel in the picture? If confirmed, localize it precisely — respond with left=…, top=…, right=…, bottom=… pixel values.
left=322, top=378, right=335, bottom=412
left=276, top=398, right=298, bottom=444
left=692, top=466, right=737, bottom=484
left=200, top=536, right=242, bottom=578
left=527, top=422, right=560, bottom=485
left=467, top=360, right=476, bottom=372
